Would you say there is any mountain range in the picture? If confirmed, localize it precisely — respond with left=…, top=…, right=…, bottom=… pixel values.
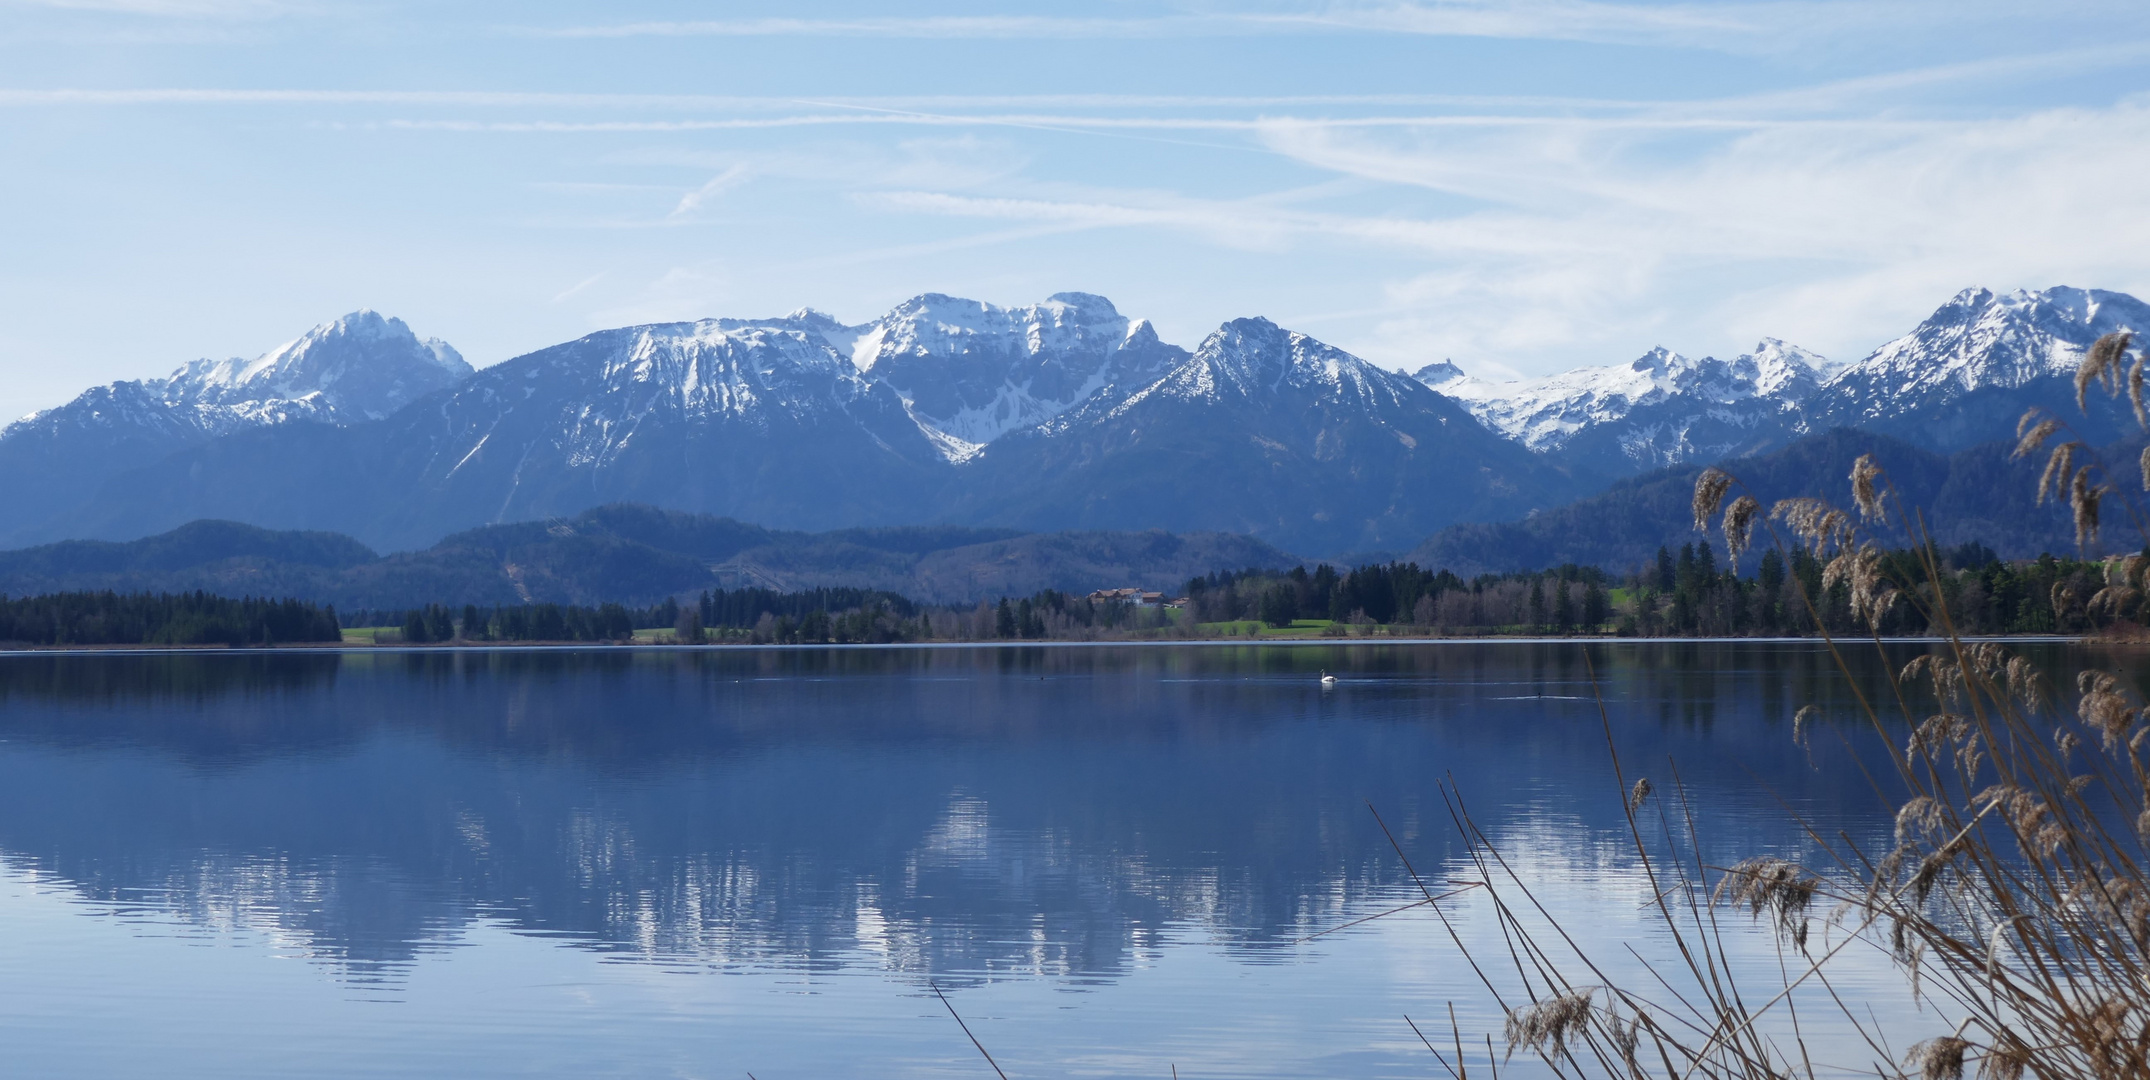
left=1419, top=286, right=2150, bottom=475
left=3, top=284, right=2143, bottom=575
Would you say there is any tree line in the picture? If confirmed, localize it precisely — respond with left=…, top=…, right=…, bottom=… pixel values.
left=0, top=591, right=342, bottom=647
left=1172, top=543, right=2128, bottom=639
left=350, top=586, right=921, bottom=644
left=8, top=542, right=2135, bottom=649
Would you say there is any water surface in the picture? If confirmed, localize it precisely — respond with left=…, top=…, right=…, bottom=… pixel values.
left=0, top=641, right=2100, bottom=1077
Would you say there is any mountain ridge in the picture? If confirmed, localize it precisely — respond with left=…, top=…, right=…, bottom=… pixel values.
left=4, top=284, right=2143, bottom=563
left=1424, top=285, right=2150, bottom=475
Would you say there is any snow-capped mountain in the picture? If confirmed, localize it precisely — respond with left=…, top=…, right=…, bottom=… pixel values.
left=25, top=307, right=1594, bottom=554
left=1806, top=286, right=2150, bottom=451
left=13, top=283, right=2148, bottom=558
left=769, top=292, right=1186, bottom=460
left=0, top=311, right=469, bottom=547
left=385, top=316, right=947, bottom=526
left=1419, top=339, right=1840, bottom=471
left=1416, top=285, right=2150, bottom=470
left=1836, top=286, right=2146, bottom=402
left=955, top=317, right=1594, bottom=553
left=9, top=310, right=467, bottom=442
left=162, top=310, right=469, bottom=424
left=1141, top=317, right=1423, bottom=411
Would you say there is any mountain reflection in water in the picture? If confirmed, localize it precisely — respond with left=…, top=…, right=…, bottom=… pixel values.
left=0, top=641, right=2115, bottom=1077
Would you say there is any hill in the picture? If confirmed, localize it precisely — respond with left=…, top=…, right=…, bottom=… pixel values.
left=0, top=506, right=1299, bottom=609
left=1407, top=429, right=2116, bottom=575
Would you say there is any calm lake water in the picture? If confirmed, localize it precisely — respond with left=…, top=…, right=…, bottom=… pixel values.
left=0, top=640, right=2118, bottom=1078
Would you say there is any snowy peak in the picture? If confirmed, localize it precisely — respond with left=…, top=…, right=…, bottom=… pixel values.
left=1428, top=340, right=1833, bottom=455
left=1415, top=284, right=2150, bottom=467
left=1828, top=285, right=2150, bottom=403
left=852, top=291, right=1129, bottom=373
left=837, top=291, right=1180, bottom=451
left=166, top=310, right=472, bottom=422
left=1747, top=338, right=1840, bottom=397
left=6, top=310, right=470, bottom=447
left=1413, top=359, right=1468, bottom=390
left=599, top=320, right=865, bottom=422
left=1148, top=317, right=1416, bottom=411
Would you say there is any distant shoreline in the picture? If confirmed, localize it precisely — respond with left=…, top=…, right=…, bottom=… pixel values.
left=0, top=634, right=2091, bottom=656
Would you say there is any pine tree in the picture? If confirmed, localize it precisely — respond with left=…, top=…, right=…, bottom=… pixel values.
left=424, top=604, right=454, bottom=643
left=1582, top=579, right=1608, bottom=630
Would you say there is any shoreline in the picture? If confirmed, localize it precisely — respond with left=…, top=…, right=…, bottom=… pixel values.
left=0, top=633, right=2092, bottom=657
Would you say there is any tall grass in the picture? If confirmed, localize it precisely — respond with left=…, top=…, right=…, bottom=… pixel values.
left=1419, top=332, right=2150, bottom=1079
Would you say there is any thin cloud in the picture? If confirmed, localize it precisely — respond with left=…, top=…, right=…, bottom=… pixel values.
left=1, top=0, right=301, bottom=15
left=0, top=88, right=1661, bottom=111
left=550, top=272, right=607, bottom=305
left=668, top=166, right=750, bottom=220
left=521, top=1, right=2149, bottom=53
left=854, top=94, right=2150, bottom=370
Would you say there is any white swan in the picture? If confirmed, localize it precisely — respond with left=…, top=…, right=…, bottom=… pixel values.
left=1320, top=670, right=1337, bottom=685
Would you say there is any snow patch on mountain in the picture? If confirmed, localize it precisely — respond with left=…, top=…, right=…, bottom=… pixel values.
left=727, top=292, right=1185, bottom=461
left=1113, top=317, right=1422, bottom=420
left=165, top=310, right=470, bottom=422
left=843, top=292, right=1165, bottom=450
left=1424, top=341, right=1838, bottom=452
left=1820, top=286, right=2150, bottom=421
left=5, top=310, right=470, bottom=446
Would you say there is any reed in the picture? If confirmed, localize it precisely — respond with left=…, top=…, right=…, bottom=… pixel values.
left=1410, top=332, right=2150, bottom=1079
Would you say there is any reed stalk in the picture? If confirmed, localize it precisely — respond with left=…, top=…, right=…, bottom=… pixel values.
left=1407, top=332, right=2150, bottom=1079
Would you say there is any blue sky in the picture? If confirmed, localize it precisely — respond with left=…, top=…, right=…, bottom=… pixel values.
left=4, top=1, right=2150, bottom=420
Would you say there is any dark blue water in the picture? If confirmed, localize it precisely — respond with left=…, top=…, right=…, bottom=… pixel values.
left=0, top=641, right=2082, bottom=1077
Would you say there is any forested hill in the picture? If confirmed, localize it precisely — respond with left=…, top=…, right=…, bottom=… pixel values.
left=0, top=505, right=1299, bottom=610
left=1407, top=428, right=2118, bottom=576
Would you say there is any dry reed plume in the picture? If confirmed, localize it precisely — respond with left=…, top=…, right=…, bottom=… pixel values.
left=1377, top=331, right=2150, bottom=1080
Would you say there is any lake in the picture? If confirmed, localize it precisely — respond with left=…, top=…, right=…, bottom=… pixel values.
left=0, top=641, right=2106, bottom=1078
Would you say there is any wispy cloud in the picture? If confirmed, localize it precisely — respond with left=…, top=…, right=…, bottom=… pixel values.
left=520, top=1, right=2149, bottom=53
left=668, top=165, right=750, bottom=220
left=549, top=271, right=607, bottom=305
left=0, top=0, right=301, bottom=15
left=0, top=88, right=1659, bottom=110
left=845, top=92, right=2150, bottom=369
